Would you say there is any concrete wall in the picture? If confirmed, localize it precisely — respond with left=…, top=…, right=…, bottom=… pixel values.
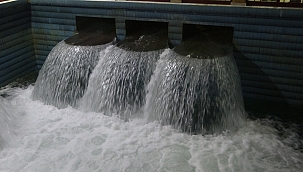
left=1, top=0, right=302, bottom=106
left=0, top=0, right=36, bottom=87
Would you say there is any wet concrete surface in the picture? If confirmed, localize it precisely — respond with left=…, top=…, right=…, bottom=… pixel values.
left=174, top=25, right=234, bottom=58
left=65, top=17, right=116, bottom=46
left=117, top=21, right=169, bottom=52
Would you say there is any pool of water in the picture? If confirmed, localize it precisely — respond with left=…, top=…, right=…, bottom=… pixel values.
left=0, top=74, right=302, bottom=172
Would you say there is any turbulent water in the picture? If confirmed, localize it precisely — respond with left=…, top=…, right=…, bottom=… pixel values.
left=0, top=96, right=18, bottom=150
left=1, top=41, right=302, bottom=171
left=0, top=86, right=303, bottom=172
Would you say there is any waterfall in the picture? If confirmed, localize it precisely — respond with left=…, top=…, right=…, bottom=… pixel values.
left=32, top=41, right=108, bottom=108
left=3, top=34, right=303, bottom=172
left=79, top=46, right=162, bottom=120
left=32, top=38, right=246, bottom=134
left=145, top=49, right=246, bottom=134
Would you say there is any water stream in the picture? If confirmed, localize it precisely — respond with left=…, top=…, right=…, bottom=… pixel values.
left=32, top=41, right=108, bottom=108
left=145, top=49, right=245, bottom=134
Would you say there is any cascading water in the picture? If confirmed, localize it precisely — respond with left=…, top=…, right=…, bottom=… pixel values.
left=1, top=28, right=303, bottom=171
left=32, top=31, right=245, bottom=133
left=79, top=46, right=162, bottom=119
left=1, top=83, right=303, bottom=171
left=32, top=41, right=108, bottom=108
left=145, top=49, right=245, bottom=134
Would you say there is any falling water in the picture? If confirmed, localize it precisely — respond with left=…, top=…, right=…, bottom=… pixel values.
left=79, top=46, right=162, bottom=119
left=145, top=49, right=246, bottom=134
left=1, top=40, right=303, bottom=171
left=32, top=36, right=245, bottom=133
left=32, top=41, right=108, bottom=108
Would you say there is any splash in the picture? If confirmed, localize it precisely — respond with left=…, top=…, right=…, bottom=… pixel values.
left=0, top=87, right=302, bottom=172
left=0, top=96, right=18, bottom=150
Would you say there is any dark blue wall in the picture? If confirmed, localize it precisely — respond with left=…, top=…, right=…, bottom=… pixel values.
left=0, top=0, right=36, bottom=87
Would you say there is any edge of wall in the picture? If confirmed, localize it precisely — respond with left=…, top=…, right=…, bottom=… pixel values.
left=0, top=0, right=36, bottom=87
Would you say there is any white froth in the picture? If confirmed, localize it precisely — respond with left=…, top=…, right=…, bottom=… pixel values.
left=0, top=87, right=302, bottom=172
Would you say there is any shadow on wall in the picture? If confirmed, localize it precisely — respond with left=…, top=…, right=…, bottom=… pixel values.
left=65, top=16, right=116, bottom=46
left=175, top=24, right=234, bottom=58
left=232, top=46, right=301, bottom=120
left=117, top=20, right=169, bottom=52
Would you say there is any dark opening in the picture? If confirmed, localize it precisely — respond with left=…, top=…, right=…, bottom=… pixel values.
left=182, top=24, right=233, bottom=43
left=117, top=20, right=169, bottom=52
left=65, top=16, right=116, bottom=46
left=174, top=24, right=234, bottom=58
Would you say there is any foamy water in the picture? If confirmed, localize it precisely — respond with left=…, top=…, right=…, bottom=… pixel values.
left=0, top=86, right=302, bottom=172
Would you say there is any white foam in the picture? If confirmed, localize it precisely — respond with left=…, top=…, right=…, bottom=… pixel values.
left=0, top=87, right=302, bottom=172
left=0, top=95, right=20, bottom=150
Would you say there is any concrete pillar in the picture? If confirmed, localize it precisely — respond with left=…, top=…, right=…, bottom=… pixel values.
left=116, top=18, right=125, bottom=41
left=170, top=0, right=182, bottom=3
left=231, top=0, right=246, bottom=6
left=168, top=21, right=183, bottom=47
left=115, top=9, right=125, bottom=41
